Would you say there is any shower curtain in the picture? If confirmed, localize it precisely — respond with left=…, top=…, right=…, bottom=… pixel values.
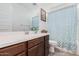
left=48, top=5, right=77, bottom=51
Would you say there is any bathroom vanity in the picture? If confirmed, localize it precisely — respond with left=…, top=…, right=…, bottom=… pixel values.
left=0, top=33, right=49, bottom=56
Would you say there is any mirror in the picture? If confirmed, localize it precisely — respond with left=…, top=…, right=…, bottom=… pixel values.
left=0, top=3, right=48, bottom=32
left=0, top=3, right=35, bottom=32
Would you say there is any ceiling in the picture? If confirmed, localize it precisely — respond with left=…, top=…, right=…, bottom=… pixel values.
left=17, top=3, right=63, bottom=17
left=18, top=3, right=63, bottom=11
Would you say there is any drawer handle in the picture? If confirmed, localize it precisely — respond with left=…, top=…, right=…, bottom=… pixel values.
left=0, top=52, right=10, bottom=56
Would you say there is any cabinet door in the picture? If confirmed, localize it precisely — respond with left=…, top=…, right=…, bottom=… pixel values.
left=17, top=52, right=26, bottom=56
left=37, top=42, right=44, bottom=56
left=45, top=35, right=49, bottom=56
left=28, top=42, right=44, bottom=56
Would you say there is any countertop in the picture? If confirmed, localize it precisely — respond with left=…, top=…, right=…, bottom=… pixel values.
left=0, top=32, right=49, bottom=48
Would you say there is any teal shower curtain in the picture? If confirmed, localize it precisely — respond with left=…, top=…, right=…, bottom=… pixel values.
left=48, top=5, right=77, bottom=51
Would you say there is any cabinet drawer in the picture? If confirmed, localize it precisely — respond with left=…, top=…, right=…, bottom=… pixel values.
left=28, top=37, right=44, bottom=49
left=0, top=42, right=27, bottom=56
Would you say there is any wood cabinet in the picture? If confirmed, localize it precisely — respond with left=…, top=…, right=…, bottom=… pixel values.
left=44, top=35, right=49, bottom=56
left=17, top=52, right=26, bottom=56
left=0, top=35, right=49, bottom=56
left=28, top=37, right=44, bottom=56
left=0, top=42, right=27, bottom=56
left=28, top=37, right=44, bottom=49
left=28, top=43, right=44, bottom=56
